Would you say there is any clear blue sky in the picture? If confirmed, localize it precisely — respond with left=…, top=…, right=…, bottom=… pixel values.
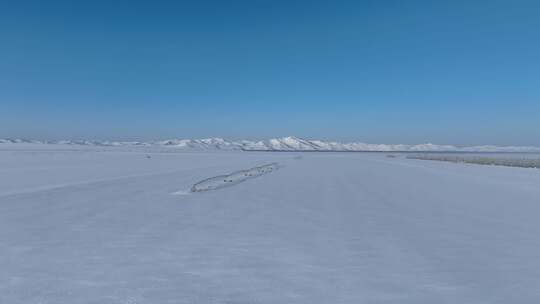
left=1, top=0, right=539, bottom=145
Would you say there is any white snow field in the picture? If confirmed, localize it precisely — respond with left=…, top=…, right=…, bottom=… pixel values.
left=1, top=146, right=540, bottom=303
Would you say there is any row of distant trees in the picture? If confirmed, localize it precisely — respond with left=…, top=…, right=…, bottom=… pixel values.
left=407, top=155, right=540, bottom=169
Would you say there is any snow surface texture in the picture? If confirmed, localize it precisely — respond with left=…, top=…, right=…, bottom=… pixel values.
left=2, top=146, right=540, bottom=303
left=2, top=136, right=540, bottom=152
left=190, top=163, right=279, bottom=192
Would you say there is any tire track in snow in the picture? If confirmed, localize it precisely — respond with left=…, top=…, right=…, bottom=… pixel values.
left=0, top=167, right=212, bottom=198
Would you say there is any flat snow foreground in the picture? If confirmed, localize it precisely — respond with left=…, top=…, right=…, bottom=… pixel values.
left=1, top=147, right=540, bottom=304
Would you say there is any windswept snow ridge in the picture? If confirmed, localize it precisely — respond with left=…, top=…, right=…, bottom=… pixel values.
left=2, top=136, right=540, bottom=152
left=191, top=163, right=279, bottom=192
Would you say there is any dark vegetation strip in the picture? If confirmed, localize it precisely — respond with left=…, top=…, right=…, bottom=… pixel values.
left=407, top=155, right=540, bottom=169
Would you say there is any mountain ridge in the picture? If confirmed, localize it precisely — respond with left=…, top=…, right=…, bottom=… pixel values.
left=1, top=136, right=540, bottom=152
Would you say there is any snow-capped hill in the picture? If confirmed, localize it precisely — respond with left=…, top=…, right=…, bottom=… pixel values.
left=2, top=137, right=540, bottom=152
left=461, top=145, right=540, bottom=153
left=156, top=138, right=242, bottom=150
left=253, top=136, right=322, bottom=151
left=0, top=139, right=42, bottom=144
left=239, top=137, right=540, bottom=152
left=407, top=143, right=457, bottom=152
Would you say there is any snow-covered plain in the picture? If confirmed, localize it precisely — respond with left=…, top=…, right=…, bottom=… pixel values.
left=2, top=145, right=540, bottom=303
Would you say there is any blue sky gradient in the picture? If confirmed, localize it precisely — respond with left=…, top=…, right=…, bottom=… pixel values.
left=1, top=0, right=539, bottom=145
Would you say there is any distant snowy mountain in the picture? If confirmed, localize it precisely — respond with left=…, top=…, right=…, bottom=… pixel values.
left=155, top=138, right=242, bottom=150
left=1, top=136, right=540, bottom=152
left=238, top=136, right=540, bottom=153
